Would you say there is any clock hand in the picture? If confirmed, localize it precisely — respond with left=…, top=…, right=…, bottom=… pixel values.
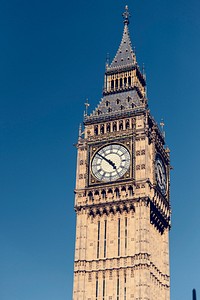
left=159, top=169, right=163, bottom=184
left=97, top=153, right=116, bottom=169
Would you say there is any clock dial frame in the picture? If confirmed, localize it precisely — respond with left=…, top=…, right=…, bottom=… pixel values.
left=155, top=154, right=167, bottom=195
left=91, top=143, right=131, bottom=182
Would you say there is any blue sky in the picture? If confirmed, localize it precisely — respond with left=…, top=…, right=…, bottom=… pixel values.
left=0, top=0, right=200, bottom=299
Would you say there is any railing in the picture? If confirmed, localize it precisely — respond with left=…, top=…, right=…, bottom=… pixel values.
left=84, top=106, right=146, bottom=124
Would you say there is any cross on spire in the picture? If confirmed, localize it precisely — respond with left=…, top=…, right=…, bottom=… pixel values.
left=122, top=5, right=131, bottom=25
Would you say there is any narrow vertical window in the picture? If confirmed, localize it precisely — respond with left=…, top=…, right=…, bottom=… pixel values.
left=125, top=217, right=127, bottom=255
left=126, top=119, right=130, bottom=129
left=94, top=125, right=98, bottom=135
left=124, top=77, right=127, bottom=87
left=124, top=273, right=127, bottom=300
left=100, top=125, right=104, bottom=134
left=117, top=275, right=120, bottom=300
left=119, top=121, right=123, bottom=130
left=115, top=79, right=118, bottom=89
left=115, top=188, right=120, bottom=198
left=106, top=123, right=110, bottom=132
left=97, top=220, right=100, bottom=258
left=128, top=76, right=131, bottom=86
left=118, top=218, right=120, bottom=256
left=104, top=220, right=107, bottom=258
left=96, top=277, right=98, bottom=300
left=88, top=191, right=93, bottom=201
left=113, top=122, right=117, bottom=132
left=128, top=186, right=133, bottom=197
left=111, top=80, right=114, bottom=90
left=103, top=274, right=105, bottom=299
left=101, top=190, right=106, bottom=200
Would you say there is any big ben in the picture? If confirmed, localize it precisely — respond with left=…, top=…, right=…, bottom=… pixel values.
left=73, top=6, right=171, bottom=300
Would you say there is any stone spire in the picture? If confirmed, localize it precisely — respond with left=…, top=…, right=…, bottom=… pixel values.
left=84, top=6, right=147, bottom=125
left=108, top=5, right=136, bottom=71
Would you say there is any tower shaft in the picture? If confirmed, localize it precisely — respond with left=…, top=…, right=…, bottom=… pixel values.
left=73, top=6, right=171, bottom=300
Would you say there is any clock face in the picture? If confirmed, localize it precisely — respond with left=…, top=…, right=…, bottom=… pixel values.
left=91, top=144, right=131, bottom=182
left=155, top=155, right=167, bottom=194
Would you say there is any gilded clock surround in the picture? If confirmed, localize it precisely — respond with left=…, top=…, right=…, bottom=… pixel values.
left=73, top=6, right=171, bottom=300
left=88, top=139, right=134, bottom=186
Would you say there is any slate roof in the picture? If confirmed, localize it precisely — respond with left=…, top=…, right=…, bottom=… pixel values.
left=84, top=90, right=143, bottom=123
left=107, top=23, right=136, bottom=72
left=94, top=90, right=140, bottom=114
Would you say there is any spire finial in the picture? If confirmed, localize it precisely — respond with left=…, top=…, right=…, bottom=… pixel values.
left=106, top=53, right=110, bottom=68
left=122, top=5, right=130, bottom=25
left=160, top=118, right=165, bottom=138
left=79, top=123, right=82, bottom=138
left=84, top=98, right=90, bottom=116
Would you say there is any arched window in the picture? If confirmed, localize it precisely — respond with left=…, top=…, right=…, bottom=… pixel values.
left=94, top=125, right=98, bottom=135
left=121, top=186, right=126, bottom=197
left=88, top=191, right=93, bottom=201
left=124, top=77, right=127, bottom=87
left=128, top=76, right=131, bottom=86
left=116, top=99, right=120, bottom=105
left=111, top=80, right=114, bottom=90
left=119, top=121, right=123, bottom=130
left=121, top=186, right=126, bottom=192
left=100, top=125, right=104, bottom=134
left=101, top=190, right=106, bottom=199
left=107, top=189, right=113, bottom=199
left=113, top=122, right=117, bottom=132
left=106, top=101, right=109, bottom=107
left=94, top=190, right=99, bottom=200
left=128, top=186, right=133, bottom=197
left=115, top=188, right=120, bottom=198
left=120, top=78, right=123, bottom=88
left=106, top=123, right=111, bottom=132
left=126, top=120, right=130, bottom=129
left=115, top=79, right=118, bottom=89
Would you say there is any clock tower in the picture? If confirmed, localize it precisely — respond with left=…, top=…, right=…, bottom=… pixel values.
left=73, top=6, right=171, bottom=300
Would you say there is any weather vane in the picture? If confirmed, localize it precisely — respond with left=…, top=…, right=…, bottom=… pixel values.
left=122, top=5, right=131, bottom=25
